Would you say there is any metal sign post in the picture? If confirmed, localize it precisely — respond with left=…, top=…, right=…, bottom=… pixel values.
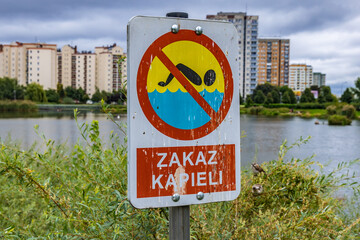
left=169, top=206, right=190, bottom=240
left=127, top=15, right=240, bottom=239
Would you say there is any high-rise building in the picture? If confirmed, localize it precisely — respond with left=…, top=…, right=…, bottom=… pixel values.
left=57, top=45, right=77, bottom=89
left=95, top=44, right=127, bottom=93
left=313, top=72, right=326, bottom=87
left=0, top=42, right=57, bottom=89
left=257, top=38, right=290, bottom=86
left=206, top=12, right=259, bottom=97
left=289, top=64, right=313, bottom=92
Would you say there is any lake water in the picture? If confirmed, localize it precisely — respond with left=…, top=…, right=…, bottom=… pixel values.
left=0, top=111, right=359, bottom=175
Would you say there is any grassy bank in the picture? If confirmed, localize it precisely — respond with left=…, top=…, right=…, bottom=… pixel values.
left=241, top=105, right=360, bottom=122
left=0, top=113, right=359, bottom=238
left=0, top=100, right=38, bottom=112
left=37, top=103, right=127, bottom=114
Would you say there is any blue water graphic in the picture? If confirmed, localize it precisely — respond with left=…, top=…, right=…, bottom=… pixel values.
left=148, top=89, right=224, bottom=130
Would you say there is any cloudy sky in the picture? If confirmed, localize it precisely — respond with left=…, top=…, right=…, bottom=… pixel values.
left=1, top=0, right=360, bottom=95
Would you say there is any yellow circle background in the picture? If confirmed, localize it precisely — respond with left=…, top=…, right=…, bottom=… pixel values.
left=147, top=40, right=225, bottom=93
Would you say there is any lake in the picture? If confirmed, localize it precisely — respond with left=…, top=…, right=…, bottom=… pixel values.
left=0, top=111, right=359, bottom=175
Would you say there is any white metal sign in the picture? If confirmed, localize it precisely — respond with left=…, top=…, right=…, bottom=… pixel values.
left=127, top=16, right=240, bottom=208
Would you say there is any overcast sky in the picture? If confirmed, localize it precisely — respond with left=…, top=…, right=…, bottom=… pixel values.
left=1, top=0, right=360, bottom=95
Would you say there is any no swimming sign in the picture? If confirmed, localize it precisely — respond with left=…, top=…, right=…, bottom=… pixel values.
left=127, top=16, right=240, bottom=208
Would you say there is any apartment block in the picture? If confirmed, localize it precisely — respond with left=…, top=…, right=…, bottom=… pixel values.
left=95, top=44, right=127, bottom=93
left=206, top=12, right=259, bottom=97
left=257, top=38, right=290, bottom=86
left=0, top=42, right=57, bottom=89
left=73, top=52, right=96, bottom=96
left=313, top=72, right=326, bottom=87
left=289, top=64, right=313, bottom=92
left=0, top=41, right=126, bottom=96
left=57, top=45, right=76, bottom=88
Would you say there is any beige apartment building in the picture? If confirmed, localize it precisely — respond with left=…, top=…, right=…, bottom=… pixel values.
left=257, top=38, right=290, bottom=87
left=1, top=42, right=127, bottom=96
left=0, top=42, right=57, bottom=89
left=289, top=64, right=313, bottom=92
left=95, top=44, right=126, bottom=93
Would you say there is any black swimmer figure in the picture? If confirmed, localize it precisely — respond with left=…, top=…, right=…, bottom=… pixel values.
left=158, top=63, right=216, bottom=87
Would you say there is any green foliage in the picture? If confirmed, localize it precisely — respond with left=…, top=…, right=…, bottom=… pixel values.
left=64, top=87, right=89, bottom=103
left=254, top=90, right=266, bottom=104
left=271, top=90, right=280, bottom=103
left=281, top=91, right=291, bottom=104
left=45, top=89, right=60, bottom=103
left=0, top=77, right=25, bottom=100
left=340, top=88, right=354, bottom=103
left=57, top=83, right=65, bottom=98
left=267, top=103, right=327, bottom=109
left=319, top=86, right=336, bottom=103
left=326, top=105, right=337, bottom=115
left=0, top=100, right=37, bottom=112
left=249, top=106, right=264, bottom=115
left=91, top=88, right=110, bottom=103
left=0, top=119, right=359, bottom=238
left=239, top=94, right=244, bottom=105
left=300, top=88, right=315, bottom=103
left=279, top=86, right=296, bottom=104
left=265, top=92, right=274, bottom=104
left=24, top=83, right=47, bottom=103
left=341, top=104, right=356, bottom=119
left=351, top=77, right=360, bottom=101
left=328, top=114, right=352, bottom=125
left=62, top=96, right=74, bottom=104
left=245, top=95, right=254, bottom=107
left=193, top=138, right=360, bottom=239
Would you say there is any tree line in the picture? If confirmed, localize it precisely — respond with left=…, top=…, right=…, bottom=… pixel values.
left=242, top=82, right=344, bottom=106
left=0, top=77, right=126, bottom=104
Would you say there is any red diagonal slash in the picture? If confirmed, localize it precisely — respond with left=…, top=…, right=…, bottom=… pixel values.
left=155, top=48, right=217, bottom=118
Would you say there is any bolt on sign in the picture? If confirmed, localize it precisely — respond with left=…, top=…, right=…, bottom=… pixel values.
left=127, top=16, right=240, bottom=208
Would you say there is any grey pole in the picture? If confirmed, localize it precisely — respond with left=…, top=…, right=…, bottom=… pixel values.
left=169, top=206, right=190, bottom=240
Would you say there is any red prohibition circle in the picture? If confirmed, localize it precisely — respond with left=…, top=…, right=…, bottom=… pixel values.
left=137, top=29, right=233, bottom=141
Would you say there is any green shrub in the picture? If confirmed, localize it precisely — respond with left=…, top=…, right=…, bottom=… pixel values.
left=341, top=104, right=356, bottom=119
left=328, top=114, right=352, bottom=125
left=0, top=100, right=37, bottom=112
left=249, top=106, right=264, bottom=115
left=62, top=96, right=74, bottom=104
left=326, top=105, right=337, bottom=115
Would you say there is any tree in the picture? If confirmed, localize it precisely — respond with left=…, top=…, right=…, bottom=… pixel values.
left=65, top=86, right=76, bottom=99
left=300, top=88, right=315, bottom=103
left=282, top=91, right=291, bottom=104
left=46, top=89, right=60, bottom=103
left=25, top=83, right=47, bottom=102
left=340, top=88, right=354, bottom=103
left=245, top=95, right=254, bottom=107
left=271, top=90, right=280, bottom=103
left=0, top=77, right=25, bottom=100
left=265, top=92, right=273, bottom=104
left=288, top=90, right=297, bottom=104
left=351, top=77, right=360, bottom=102
left=320, top=86, right=334, bottom=102
left=239, top=94, right=244, bottom=105
left=252, top=83, right=280, bottom=102
left=254, top=90, right=266, bottom=104
left=279, top=86, right=296, bottom=104
left=57, top=83, right=65, bottom=98
left=91, top=88, right=105, bottom=102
